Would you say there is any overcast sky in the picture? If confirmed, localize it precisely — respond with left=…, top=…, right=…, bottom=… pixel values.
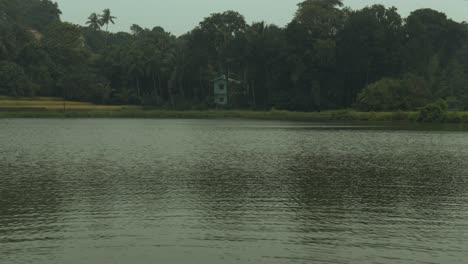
left=55, top=0, right=468, bottom=35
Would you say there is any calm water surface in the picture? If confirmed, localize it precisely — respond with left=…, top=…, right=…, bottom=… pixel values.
left=1, top=119, right=468, bottom=264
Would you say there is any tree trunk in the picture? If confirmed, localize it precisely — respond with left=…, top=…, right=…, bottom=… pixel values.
left=152, top=72, right=159, bottom=103
left=225, top=66, right=229, bottom=105
left=136, top=77, right=141, bottom=98
left=243, top=67, right=248, bottom=107
left=264, top=65, right=269, bottom=107
left=168, top=69, right=177, bottom=109
left=179, top=72, right=186, bottom=99
left=199, top=67, right=205, bottom=101
left=105, top=24, right=109, bottom=46
left=251, top=82, right=256, bottom=109
left=157, top=73, right=163, bottom=100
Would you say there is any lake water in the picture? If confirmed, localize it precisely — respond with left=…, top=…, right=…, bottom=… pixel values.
left=1, top=119, right=468, bottom=264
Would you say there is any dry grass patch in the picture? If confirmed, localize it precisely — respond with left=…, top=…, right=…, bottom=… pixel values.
left=0, top=97, right=140, bottom=110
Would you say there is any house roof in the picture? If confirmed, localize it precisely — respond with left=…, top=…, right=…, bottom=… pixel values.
left=28, top=29, right=43, bottom=41
left=212, top=75, right=241, bottom=84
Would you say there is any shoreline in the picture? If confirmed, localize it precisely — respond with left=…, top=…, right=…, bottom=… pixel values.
left=1, top=109, right=468, bottom=123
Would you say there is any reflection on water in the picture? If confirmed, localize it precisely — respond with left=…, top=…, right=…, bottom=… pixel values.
left=1, top=119, right=468, bottom=264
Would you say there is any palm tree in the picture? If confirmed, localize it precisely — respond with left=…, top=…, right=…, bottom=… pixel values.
left=99, top=9, right=116, bottom=33
left=86, top=13, right=102, bottom=31
left=99, top=9, right=116, bottom=45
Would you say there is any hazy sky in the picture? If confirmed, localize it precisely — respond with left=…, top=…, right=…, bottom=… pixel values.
left=55, top=0, right=468, bottom=35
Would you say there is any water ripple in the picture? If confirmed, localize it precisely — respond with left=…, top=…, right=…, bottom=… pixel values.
left=1, top=119, right=468, bottom=264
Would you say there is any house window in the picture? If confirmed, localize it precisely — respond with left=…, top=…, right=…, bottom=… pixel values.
left=219, top=97, right=225, bottom=103
left=219, top=84, right=225, bottom=90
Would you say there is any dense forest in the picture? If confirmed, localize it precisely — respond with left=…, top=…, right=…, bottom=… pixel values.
left=1, top=0, right=468, bottom=111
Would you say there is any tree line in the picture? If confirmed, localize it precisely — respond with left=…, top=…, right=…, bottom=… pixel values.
left=1, top=0, right=468, bottom=111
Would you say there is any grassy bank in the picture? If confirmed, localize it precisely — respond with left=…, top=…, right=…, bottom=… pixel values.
left=1, top=97, right=468, bottom=122
left=1, top=108, right=468, bottom=123
left=0, top=97, right=139, bottom=111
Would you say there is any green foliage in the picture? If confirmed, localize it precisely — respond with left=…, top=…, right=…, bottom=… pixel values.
left=355, top=77, right=431, bottom=111
left=44, top=22, right=88, bottom=65
left=445, top=96, right=462, bottom=110
left=336, top=5, right=404, bottom=105
left=0, top=61, right=34, bottom=97
left=0, top=0, right=60, bottom=30
left=462, top=96, right=468, bottom=111
left=86, top=13, right=102, bottom=31
left=445, top=111, right=468, bottom=123
left=57, top=67, right=110, bottom=103
left=21, top=0, right=61, bottom=31
left=403, top=9, right=466, bottom=75
left=99, top=9, right=116, bottom=30
left=2, top=0, right=468, bottom=114
left=295, top=0, right=344, bottom=38
left=0, top=23, right=16, bottom=61
left=418, top=99, right=448, bottom=122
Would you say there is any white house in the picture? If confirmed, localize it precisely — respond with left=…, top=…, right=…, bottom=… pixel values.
left=213, top=75, right=241, bottom=106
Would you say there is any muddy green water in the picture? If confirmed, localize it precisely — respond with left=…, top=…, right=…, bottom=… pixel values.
left=1, top=119, right=468, bottom=264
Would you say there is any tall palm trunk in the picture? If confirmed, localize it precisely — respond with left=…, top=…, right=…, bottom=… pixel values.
left=168, top=70, right=177, bottom=109
left=157, top=73, right=163, bottom=101
left=198, top=67, right=204, bottom=101
left=136, top=77, right=141, bottom=98
left=152, top=73, right=160, bottom=103
left=105, top=24, right=109, bottom=45
left=251, top=82, right=256, bottom=109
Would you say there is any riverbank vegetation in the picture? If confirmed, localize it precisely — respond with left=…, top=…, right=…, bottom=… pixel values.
left=2, top=0, right=468, bottom=119
left=1, top=97, right=468, bottom=123
left=0, top=97, right=138, bottom=110
left=1, top=109, right=467, bottom=123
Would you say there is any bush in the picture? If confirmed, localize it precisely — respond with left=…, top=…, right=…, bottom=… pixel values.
left=446, top=96, right=461, bottom=110
left=461, top=95, right=468, bottom=111
left=0, top=61, right=35, bottom=97
left=57, top=67, right=111, bottom=103
left=418, top=99, right=448, bottom=122
left=355, top=77, right=431, bottom=111
left=355, top=79, right=395, bottom=111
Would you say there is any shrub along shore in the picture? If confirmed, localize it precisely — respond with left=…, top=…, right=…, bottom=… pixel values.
left=0, top=97, right=466, bottom=123
left=1, top=109, right=468, bottom=123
